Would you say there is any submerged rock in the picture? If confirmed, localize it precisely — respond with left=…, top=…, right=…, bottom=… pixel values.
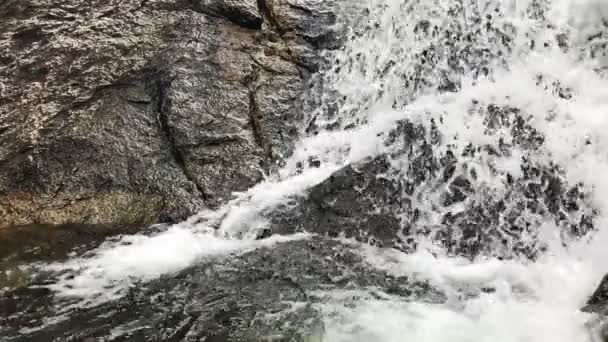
left=0, top=0, right=338, bottom=228
left=0, top=237, right=443, bottom=341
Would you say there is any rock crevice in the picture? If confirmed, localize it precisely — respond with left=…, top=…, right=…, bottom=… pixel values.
left=151, top=73, right=209, bottom=201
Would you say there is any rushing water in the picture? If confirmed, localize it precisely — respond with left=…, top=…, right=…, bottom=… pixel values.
left=5, top=0, right=608, bottom=341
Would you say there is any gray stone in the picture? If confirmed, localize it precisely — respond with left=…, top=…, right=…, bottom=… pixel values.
left=0, top=0, right=339, bottom=228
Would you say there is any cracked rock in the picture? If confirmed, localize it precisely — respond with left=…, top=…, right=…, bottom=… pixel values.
left=0, top=0, right=339, bottom=228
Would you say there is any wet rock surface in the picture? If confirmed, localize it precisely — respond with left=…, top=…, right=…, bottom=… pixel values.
left=0, top=0, right=339, bottom=228
left=584, top=275, right=608, bottom=315
left=197, top=0, right=263, bottom=29
left=269, top=156, right=404, bottom=248
left=583, top=275, right=608, bottom=342
left=0, top=235, right=444, bottom=341
left=269, top=106, right=596, bottom=260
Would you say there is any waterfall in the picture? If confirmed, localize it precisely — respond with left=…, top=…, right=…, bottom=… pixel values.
left=11, top=0, right=608, bottom=341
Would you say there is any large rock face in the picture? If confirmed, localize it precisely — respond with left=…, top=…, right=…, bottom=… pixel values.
left=0, top=0, right=338, bottom=228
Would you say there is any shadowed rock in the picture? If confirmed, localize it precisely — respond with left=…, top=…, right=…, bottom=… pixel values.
left=263, top=0, right=339, bottom=48
left=584, top=275, right=608, bottom=315
left=197, top=0, right=263, bottom=29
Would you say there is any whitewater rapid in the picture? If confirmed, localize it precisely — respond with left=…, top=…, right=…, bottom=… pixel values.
left=29, top=0, right=608, bottom=341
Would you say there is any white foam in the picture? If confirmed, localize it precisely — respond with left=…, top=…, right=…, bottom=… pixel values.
left=324, top=230, right=602, bottom=341
left=216, top=167, right=338, bottom=236
left=307, top=0, right=608, bottom=340
left=44, top=227, right=311, bottom=301
left=320, top=291, right=592, bottom=342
